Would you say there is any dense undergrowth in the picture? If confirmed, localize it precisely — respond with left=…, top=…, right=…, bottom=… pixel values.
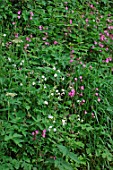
left=0, top=0, right=113, bottom=169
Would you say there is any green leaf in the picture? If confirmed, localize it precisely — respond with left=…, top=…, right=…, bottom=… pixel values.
left=68, top=152, right=80, bottom=163
left=57, top=145, right=69, bottom=156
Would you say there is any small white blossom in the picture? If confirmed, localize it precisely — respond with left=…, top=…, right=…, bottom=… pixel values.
left=53, top=128, right=57, bottom=132
left=54, top=74, right=57, bottom=77
left=20, top=83, right=23, bottom=86
left=32, top=82, right=36, bottom=85
left=57, top=70, right=60, bottom=72
left=8, top=57, right=11, bottom=62
left=51, top=93, right=54, bottom=96
left=44, top=85, right=46, bottom=89
left=62, top=77, right=65, bottom=81
left=53, top=120, right=56, bottom=123
left=44, top=78, right=47, bottom=81
left=56, top=90, right=59, bottom=93
left=44, top=101, right=48, bottom=105
left=3, top=34, right=6, bottom=37
left=61, top=89, right=65, bottom=92
left=48, top=115, right=53, bottom=119
left=42, top=75, right=45, bottom=79
left=62, top=119, right=66, bottom=126
left=53, top=66, right=56, bottom=70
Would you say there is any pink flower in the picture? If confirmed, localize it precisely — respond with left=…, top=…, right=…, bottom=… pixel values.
left=80, top=86, right=84, bottom=90
left=30, top=11, right=34, bottom=16
left=17, top=10, right=21, bottom=15
left=69, top=89, right=75, bottom=97
left=74, top=78, right=78, bottom=81
left=15, top=33, right=18, bottom=38
left=100, top=34, right=106, bottom=41
left=35, top=130, right=39, bottom=134
left=18, top=15, right=21, bottom=19
left=84, top=110, right=87, bottom=114
left=26, top=37, right=31, bottom=42
left=70, top=59, right=73, bottom=63
left=12, top=22, right=16, bottom=25
left=79, top=76, right=82, bottom=80
left=85, top=18, right=89, bottom=23
left=99, top=43, right=104, bottom=48
left=92, top=113, right=95, bottom=118
left=65, top=6, right=68, bottom=10
left=42, top=129, right=46, bottom=138
left=32, top=132, right=35, bottom=136
left=97, top=98, right=101, bottom=102
left=39, top=25, right=43, bottom=30
left=54, top=41, right=58, bottom=45
left=70, top=19, right=72, bottom=24
left=30, top=16, right=33, bottom=20
left=95, top=93, right=99, bottom=96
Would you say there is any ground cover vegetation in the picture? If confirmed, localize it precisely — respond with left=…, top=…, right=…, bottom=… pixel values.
left=0, top=0, right=113, bottom=169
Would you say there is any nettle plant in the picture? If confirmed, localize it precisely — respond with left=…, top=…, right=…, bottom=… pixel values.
left=0, top=0, right=113, bottom=169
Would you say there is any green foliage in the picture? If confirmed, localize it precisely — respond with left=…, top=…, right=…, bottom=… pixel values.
left=0, top=0, right=113, bottom=169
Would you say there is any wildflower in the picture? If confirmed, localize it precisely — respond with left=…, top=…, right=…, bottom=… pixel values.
left=53, top=128, right=56, bottom=132
left=86, top=18, right=89, bottom=23
left=54, top=41, right=58, bottom=45
left=48, top=115, right=53, bottom=119
left=30, top=11, right=34, bottom=16
left=17, top=16, right=21, bottom=19
left=80, top=86, right=84, bottom=90
left=54, top=74, right=57, bottom=77
left=95, top=93, right=99, bottom=96
left=26, top=37, right=30, bottom=41
left=70, top=19, right=72, bottom=24
left=70, top=59, right=73, bottom=63
left=42, top=129, right=46, bottom=138
left=97, top=98, right=101, bottom=102
left=39, top=25, right=43, bottom=30
left=3, top=34, right=6, bottom=37
left=69, top=89, right=75, bottom=97
left=84, top=110, right=87, bottom=114
left=17, top=10, right=21, bottom=15
left=44, top=101, right=48, bottom=105
left=65, top=6, right=68, bottom=10
left=32, top=82, right=36, bottom=85
left=74, top=78, right=78, bottom=81
left=92, top=113, right=95, bottom=118
left=62, top=119, right=66, bottom=126
left=79, top=76, right=82, bottom=80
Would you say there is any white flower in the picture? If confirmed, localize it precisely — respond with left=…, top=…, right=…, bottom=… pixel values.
left=77, top=100, right=80, bottom=103
left=54, top=74, right=57, bottom=77
left=56, top=90, right=59, bottom=93
left=32, top=82, right=36, bottom=85
left=48, top=115, right=53, bottom=119
left=50, top=93, right=54, bottom=96
left=53, top=128, right=57, bottom=132
left=49, top=126, right=53, bottom=129
left=44, top=85, right=46, bottom=89
left=61, top=89, right=65, bottom=92
left=53, top=67, right=56, bottom=70
left=48, top=126, right=53, bottom=131
left=20, top=83, right=23, bottom=86
left=44, top=101, right=48, bottom=105
left=62, top=119, right=66, bottom=126
left=42, top=75, right=45, bottom=79
left=57, top=70, right=60, bottom=72
left=44, top=78, right=47, bottom=81
left=53, top=120, right=55, bottom=123
left=8, top=57, right=11, bottom=62
left=3, top=34, right=6, bottom=37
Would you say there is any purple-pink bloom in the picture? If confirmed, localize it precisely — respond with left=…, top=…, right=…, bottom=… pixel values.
left=54, top=41, right=57, bottom=44
left=17, top=10, right=21, bottom=15
left=42, top=129, right=46, bottom=138
left=18, top=15, right=21, bottom=19
left=30, top=11, right=34, bottom=16
left=69, top=89, right=75, bottom=97
left=70, top=19, right=72, bottom=24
